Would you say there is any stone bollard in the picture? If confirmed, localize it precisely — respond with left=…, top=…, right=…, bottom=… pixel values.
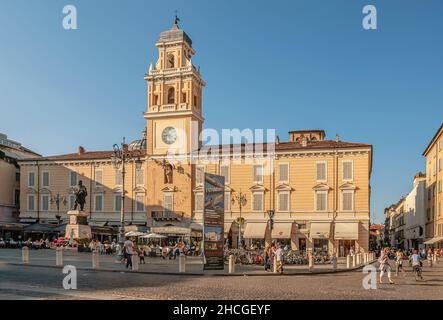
left=92, top=251, right=100, bottom=269
left=179, top=254, right=186, bottom=273
left=346, top=255, right=351, bottom=269
left=308, top=253, right=314, bottom=271
left=56, top=247, right=63, bottom=266
left=132, top=254, right=139, bottom=271
left=352, top=254, right=357, bottom=267
left=228, top=255, right=235, bottom=274
left=22, top=246, right=29, bottom=264
left=273, top=256, right=278, bottom=273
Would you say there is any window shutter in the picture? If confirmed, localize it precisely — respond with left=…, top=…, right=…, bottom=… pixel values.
left=253, top=193, right=263, bottom=211
left=136, top=194, right=144, bottom=212
left=115, top=195, right=122, bottom=212
left=95, top=170, right=103, bottom=186
left=95, top=195, right=103, bottom=212
left=220, top=165, right=230, bottom=184
left=316, top=163, right=326, bottom=181
left=70, top=172, right=77, bottom=187
left=42, top=172, right=49, bottom=187
left=343, top=162, right=353, bottom=180
left=279, top=192, right=289, bottom=211
left=28, top=195, right=35, bottom=211
left=253, top=165, right=263, bottom=183
left=29, top=172, right=35, bottom=187
left=136, top=169, right=144, bottom=185
left=279, top=164, right=289, bottom=182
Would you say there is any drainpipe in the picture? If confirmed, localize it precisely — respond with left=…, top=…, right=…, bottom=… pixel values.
left=37, top=160, right=40, bottom=223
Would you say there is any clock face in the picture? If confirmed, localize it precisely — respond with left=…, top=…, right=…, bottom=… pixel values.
left=161, top=127, right=178, bottom=145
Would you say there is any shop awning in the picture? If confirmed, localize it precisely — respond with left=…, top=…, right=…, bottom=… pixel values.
left=423, top=236, right=443, bottom=245
left=243, top=223, right=267, bottom=239
left=310, top=222, right=331, bottom=239
left=151, top=226, right=191, bottom=236
left=334, top=222, right=359, bottom=240
left=190, top=223, right=203, bottom=231
left=272, top=223, right=293, bottom=239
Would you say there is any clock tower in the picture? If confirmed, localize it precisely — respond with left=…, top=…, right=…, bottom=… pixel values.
left=144, top=19, right=205, bottom=156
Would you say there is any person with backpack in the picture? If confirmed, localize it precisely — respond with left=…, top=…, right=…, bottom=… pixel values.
left=379, top=247, right=394, bottom=284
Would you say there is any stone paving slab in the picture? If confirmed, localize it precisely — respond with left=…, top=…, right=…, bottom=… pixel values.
left=0, top=248, right=374, bottom=276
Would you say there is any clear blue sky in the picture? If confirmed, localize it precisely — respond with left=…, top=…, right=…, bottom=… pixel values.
left=1, top=0, right=442, bottom=223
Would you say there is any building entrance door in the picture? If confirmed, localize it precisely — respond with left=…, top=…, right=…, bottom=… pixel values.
left=338, top=240, right=356, bottom=257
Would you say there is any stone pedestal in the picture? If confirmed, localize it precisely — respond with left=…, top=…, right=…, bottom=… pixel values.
left=65, top=210, right=92, bottom=240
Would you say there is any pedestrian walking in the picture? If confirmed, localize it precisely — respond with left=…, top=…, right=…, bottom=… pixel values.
left=139, top=247, right=146, bottom=264
left=379, top=248, right=394, bottom=284
left=274, top=243, right=284, bottom=274
left=124, top=239, right=135, bottom=270
left=395, top=250, right=406, bottom=277
left=427, top=248, right=433, bottom=267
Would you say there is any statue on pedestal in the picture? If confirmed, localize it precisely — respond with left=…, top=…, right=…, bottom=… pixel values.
left=73, top=180, right=88, bottom=211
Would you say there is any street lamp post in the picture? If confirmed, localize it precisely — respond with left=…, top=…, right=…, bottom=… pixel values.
left=267, top=210, right=275, bottom=247
left=50, top=194, right=67, bottom=225
left=112, top=137, right=143, bottom=261
left=232, top=190, right=247, bottom=250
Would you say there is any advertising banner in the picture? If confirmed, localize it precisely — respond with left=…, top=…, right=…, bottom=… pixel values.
left=203, top=173, right=225, bottom=270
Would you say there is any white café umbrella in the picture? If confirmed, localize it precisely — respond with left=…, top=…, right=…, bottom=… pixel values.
left=125, top=231, right=146, bottom=237
left=141, top=233, right=167, bottom=239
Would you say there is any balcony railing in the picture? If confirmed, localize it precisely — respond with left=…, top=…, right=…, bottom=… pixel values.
left=151, top=211, right=184, bottom=222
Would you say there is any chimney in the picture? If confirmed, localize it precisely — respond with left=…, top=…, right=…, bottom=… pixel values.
left=78, top=146, right=86, bottom=155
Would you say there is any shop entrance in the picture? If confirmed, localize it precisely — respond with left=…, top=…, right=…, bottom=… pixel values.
left=313, top=239, right=329, bottom=254
left=338, top=240, right=356, bottom=257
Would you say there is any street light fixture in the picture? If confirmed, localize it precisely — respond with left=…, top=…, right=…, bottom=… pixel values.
left=267, top=209, right=275, bottom=246
left=232, top=190, right=247, bottom=250
left=112, top=137, right=144, bottom=261
left=50, top=193, right=67, bottom=225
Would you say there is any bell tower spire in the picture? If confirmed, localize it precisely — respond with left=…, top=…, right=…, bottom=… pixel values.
left=144, top=20, right=205, bottom=156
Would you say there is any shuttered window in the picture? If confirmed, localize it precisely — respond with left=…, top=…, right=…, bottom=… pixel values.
left=69, top=194, right=76, bottom=210
left=115, top=170, right=123, bottom=186
left=316, top=162, right=327, bottom=181
left=136, top=169, right=144, bottom=186
left=69, top=171, right=77, bottom=187
left=278, top=163, right=289, bottom=182
left=42, top=172, right=49, bottom=187
left=95, top=194, right=103, bottom=212
left=342, top=191, right=354, bottom=211
left=41, top=195, right=49, bottom=211
left=220, top=165, right=230, bottom=184
left=315, top=191, right=327, bottom=211
left=164, top=193, right=173, bottom=215
left=253, top=165, right=263, bottom=183
left=278, top=192, right=289, bottom=212
left=136, top=194, right=144, bottom=212
left=343, top=161, right=353, bottom=181
left=252, top=192, right=263, bottom=212
left=95, top=170, right=103, bottom=187
left=114, top=194, right=122, bottom=212
left=28, top=194, right=35, bottom=211
left=28, top=172, right=35, bottom=187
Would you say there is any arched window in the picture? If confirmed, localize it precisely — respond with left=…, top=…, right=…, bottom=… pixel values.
left=168, top=87, right=175, bottom=104
left=166, top=54, right=175, bottom=69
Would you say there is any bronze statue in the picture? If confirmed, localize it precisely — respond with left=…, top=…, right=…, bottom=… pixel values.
left=73, top=180, right=88, bottom=211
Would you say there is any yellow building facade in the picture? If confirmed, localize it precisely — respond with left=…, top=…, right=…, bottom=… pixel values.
left=423, top=123, right=443, bottom=246
left=18, top=21, right=373, bottom=255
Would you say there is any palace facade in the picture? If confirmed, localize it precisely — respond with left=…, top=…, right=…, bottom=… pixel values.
left=18, top=21, right=373, bottom=255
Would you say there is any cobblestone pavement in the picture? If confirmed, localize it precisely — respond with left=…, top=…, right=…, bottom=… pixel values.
left=1, top=252, right=443, bottom=300
left=0, top=248, right=357, bottom=275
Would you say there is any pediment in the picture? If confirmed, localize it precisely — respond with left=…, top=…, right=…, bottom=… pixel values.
left=339, top=182, right=357, bottom=190
left=133, top=186, right=147, bottom=193
left=161, top=186, right=176, bottom=192
left=26, top=187, right=37, bottom=194
left=276, top=183, right=294, bottom=191
left=312, top=183, right=332, bottom=191
left=249, top=184, right=267, bottom=192
left=39, top=187, right=52, bottom=194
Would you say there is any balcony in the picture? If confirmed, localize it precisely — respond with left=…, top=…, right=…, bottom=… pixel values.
left=151, top=211, right=184, bottom=222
